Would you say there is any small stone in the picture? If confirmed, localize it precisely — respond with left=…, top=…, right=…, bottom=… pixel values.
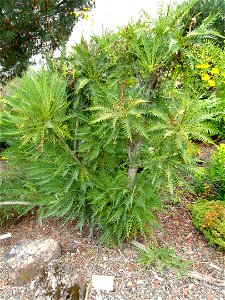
left=207, top=293, right=213, bottom=300
left=137, top=280, right=145, bottom=285
left=183, top=287, right=189, bottom=297
left=127, top=281, right=133, bottom=287
left=188, top=283, right=194, bottom=290
left=4, top=238, right=61, bottom=285
left=186, top=232, right=192, bottom=239
left=30, top=280, right=36, bottom=290
left=154, top=274, right=163, bottom=282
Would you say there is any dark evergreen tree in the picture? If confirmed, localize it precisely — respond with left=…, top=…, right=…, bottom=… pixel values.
left=0, top=0, right=94, bottom=83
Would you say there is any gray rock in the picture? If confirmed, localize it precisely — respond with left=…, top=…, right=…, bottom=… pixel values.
left=32, top=260, right=86, bottom=300
left=4, top=238, right=61, bottom=284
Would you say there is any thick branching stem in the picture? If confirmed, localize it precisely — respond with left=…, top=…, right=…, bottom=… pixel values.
left=57, top=135, right=81, bottom=165
left=74, top=119, right=80, bottom=160
left=127, top=141, right=141, bottom=188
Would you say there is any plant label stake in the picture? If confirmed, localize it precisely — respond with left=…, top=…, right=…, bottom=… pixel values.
left=92, top=275, right=114, bottom=299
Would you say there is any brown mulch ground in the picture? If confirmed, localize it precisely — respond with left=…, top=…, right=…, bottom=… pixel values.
left=0, top=201, right=224, bottom=300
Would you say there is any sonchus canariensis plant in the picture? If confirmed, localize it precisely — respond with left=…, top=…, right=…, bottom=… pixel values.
left=1, top=0, right=222, bottom=244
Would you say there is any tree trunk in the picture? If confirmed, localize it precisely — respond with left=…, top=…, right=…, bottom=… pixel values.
left=127, top=141, right=141, bottom=188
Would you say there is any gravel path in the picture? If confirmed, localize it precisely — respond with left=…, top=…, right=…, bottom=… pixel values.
left=0, top=203, right=224, bottom=300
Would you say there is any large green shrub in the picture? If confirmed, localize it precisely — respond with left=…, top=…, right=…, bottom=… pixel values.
left=0, top=2, right=221, bottom=244
left=188, top=41, right=225, bottom=138
left=191, top=199, right=225, bottom=250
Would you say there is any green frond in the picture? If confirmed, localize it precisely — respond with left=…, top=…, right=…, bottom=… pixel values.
left=186, top=13, right=224, bottom=39
left=121, top=119, right=132, bottom=141
left=91, top=112, right=115, bottom=123
left=75, top=77, right=90, bottom=93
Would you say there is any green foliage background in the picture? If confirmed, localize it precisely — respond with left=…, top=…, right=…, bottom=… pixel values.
left=194, top=144, right=225, bottom=200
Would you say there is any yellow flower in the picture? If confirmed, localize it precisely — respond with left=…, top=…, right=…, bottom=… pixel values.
left=1, top=156, right=7, bottom=160
left=218, top=144, right=225, bottom=151
left=208, top=79, right=215, bottom=87
left=196, top=63, right=210, bottom=69
left=73, top=11, right=79, bottom=17
left=202, top=74, right=210, bottom=81
left=210, top=67, right=219, bottom=74
left=221, top=72, right=225, bottom=77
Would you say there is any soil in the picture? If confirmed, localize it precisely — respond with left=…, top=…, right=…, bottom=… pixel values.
left=0, top=143, right=224, bottom=300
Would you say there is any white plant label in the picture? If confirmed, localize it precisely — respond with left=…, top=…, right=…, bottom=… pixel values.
left=92, top=275, right=114, bottom=291
left=0, top=233, right=12, bottom=240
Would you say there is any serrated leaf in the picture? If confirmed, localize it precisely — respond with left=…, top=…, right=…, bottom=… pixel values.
left=75, top=78, right=90, bottom=93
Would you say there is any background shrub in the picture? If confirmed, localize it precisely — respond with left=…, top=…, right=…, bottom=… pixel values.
left=194, top=144, right=225, bottom=200
left=208, top=144, right=225, bottom=199
left=191, top=199, right=225, bottom=250
left=182, top=0, right=225, bottom=47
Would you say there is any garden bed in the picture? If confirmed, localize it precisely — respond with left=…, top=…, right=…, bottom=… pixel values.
left=1, top=2, right=225, bottom=298
left=0, top=201, right=224, bottom=300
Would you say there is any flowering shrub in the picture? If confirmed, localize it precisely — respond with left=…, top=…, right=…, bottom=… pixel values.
left=69, top=1, right=96, bottom=22
left=191, top=199, right=225, bottom=251
left=196, top=64, right=225, bottom=87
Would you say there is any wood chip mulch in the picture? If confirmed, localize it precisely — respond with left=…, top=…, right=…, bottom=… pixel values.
left=0, top=200, right=224, bottom=300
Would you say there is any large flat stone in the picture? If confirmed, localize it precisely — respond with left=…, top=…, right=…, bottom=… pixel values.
left=4, top=238, right=61, bottom=284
